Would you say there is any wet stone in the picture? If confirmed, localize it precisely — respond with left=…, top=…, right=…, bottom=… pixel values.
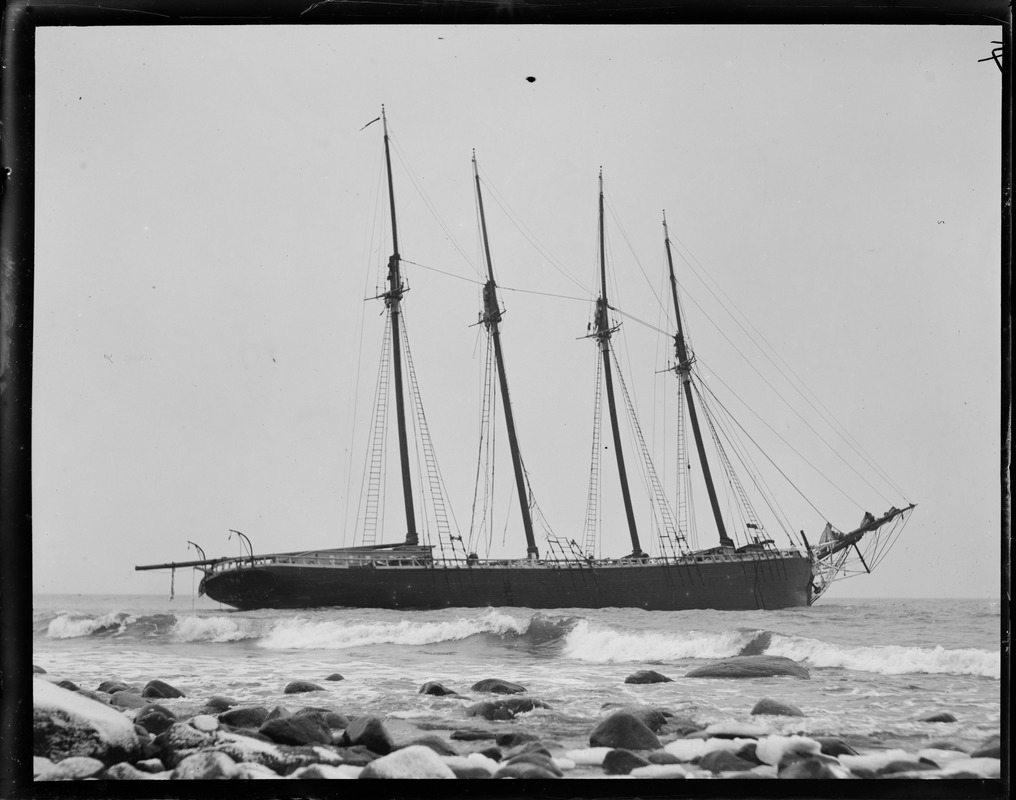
left=647, top=750, right=681, bottom=765
left=919, top=711, right=958, bottom=723
left=134, top=704, right=177, bottom=735
left=471, top=678, right=527, bottom=694
left=218, top=705, right=269, bottom=729
left=451, top=728, right=496, bottom=741
left=685, top=655, right=810, bottom=679
left=360, top=745, right=456, bottom=779
left=878, top=759, right=939, bottom=775
left=698, top=749, right=758, bottom=774
left=102, top=762, right=161, bottom=780
left=494, top=761, right=560, bottom=779
left=751, top=697, right=804, bottom=717
left=403, top=735, right=457, bottom=756
left=971, top=735, right=1001, bottom=759
left=170, top=750, right=238, bottom=780
left=602, top=748, right=651, bottom=775
left=589, top=711, right=662, bottom=750
left=294, top=707, right=349, bottom=728
left=467, top=697, right=550, bottom=721
left=420, top=681, right=459, bottom=696
left=284, top=680, right=324, bottom=694
left=109, top=691, right=149, bottom=710
left=324, top=673, right=345, bottom=681
left=816, top=737, right=859, bottom=757
left=624, top=670, right=673, bottom=684
left=341, top=715, right=394, bottom=755
left=55, top=680, right=80, bottom=692
left=96, top=680, right=129, bottom=694
left=505, top=752, right=563, bottom=776
left=33, top=665, right=47, bottom=674
left=143, top=679, right=185, bottom=699
left=496, top=731, right=540, bottom=748
left=260, top=714, right=332, bottom=746
left=203, top=695, right=239, bottom=712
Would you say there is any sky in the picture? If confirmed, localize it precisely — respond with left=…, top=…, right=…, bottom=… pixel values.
left=31, top=24, right=1002, bottom=599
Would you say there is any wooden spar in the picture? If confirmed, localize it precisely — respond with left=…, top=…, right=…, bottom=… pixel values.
left=473, top=154, right=539, bottom=560
left=381, top=107, right=418, bottom=546
left=663, top=212, right=734, bottom=548
left=594, top=171, right=644, bottom=558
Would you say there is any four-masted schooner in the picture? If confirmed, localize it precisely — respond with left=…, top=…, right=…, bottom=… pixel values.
left=137, top=109, right=915, bottom=610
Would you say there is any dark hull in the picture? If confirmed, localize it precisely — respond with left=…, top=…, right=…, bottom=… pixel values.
left=200, top=555, right=814, bottom=611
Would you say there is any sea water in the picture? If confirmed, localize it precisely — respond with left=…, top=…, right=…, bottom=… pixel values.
left=33, top=594, right=1001, bottom=757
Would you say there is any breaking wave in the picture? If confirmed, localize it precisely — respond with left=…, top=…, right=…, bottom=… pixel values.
left=560, top=621, right=999, bottom=679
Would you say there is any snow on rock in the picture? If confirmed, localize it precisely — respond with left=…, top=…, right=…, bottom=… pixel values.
left=34, top=678, right=140, bottom=765
left=664, top=737, right=755, bottom=762
left=753, top=734, right=823, bottom=766
left=563, top=747, right=613, bottom=766
left=629, top=763, right=689, bottom=778
left=359, top=744, right=457, bottom=779
left=838, top=748, right=917, bottom=773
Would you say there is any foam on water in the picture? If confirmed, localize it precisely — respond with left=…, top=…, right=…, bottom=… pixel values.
left=561, top=619, right=751, bottom=662
left=47, top=612, right=132, bottom=639
left=259, top=608, right=529, bottom=650
left=767, top=636, right=1000, bottom=679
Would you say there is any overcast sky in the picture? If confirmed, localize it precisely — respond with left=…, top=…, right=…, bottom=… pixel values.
left=32, top=24, right=1001, bottom=599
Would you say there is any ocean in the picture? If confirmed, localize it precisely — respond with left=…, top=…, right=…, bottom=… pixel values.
left=32, top=593, right=1001, bottom=772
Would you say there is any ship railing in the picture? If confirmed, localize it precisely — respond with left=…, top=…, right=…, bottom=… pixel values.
left=199, top=547, right=805, bottom=572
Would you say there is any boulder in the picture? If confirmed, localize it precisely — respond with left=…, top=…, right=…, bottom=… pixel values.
left=778, top=755, right=849, bottom=779
left=602, top=748, right=651, bottom=774
left=135, top=758, right=166, bottom=773
left=359, top=745, right=456, bottom=779
left=470, top=678, right=526, bottom=694
left=109, top=691, right=149, bottom=710
left=56, top=680, right=81, bottom=692
left=685, top=655, right=810, bottom=679
left=919, top=711, right=957, bottom=723
left=466, top=698, right=550, bottom=721
left=610, top=706, right=670, bottom=732
left=402, top=735, right=457, bottom=756
left=971, top=735, right=1001, bottom=759
left=624, top=670, right=673, bottom=684
left=33, top=679, right=140, bottom=765
left=260, top=715, right=332, bottom=746
left=496, top=731, right=540, bottom=748
left=284, top=680, right=324, bottom=694
left=419, top=681, right=460, bottom=696
left=451, top=728, right=496, bottom=741
left=493, top=762, right=560, bottom=779
left=96, top=680, right=129, bottom=695
left=647, top=750, right=681, bottom=765
left=203, top=695, right=239, bottom=712
left=504, top=752, right=563, bottom=776
left=170, top=750, right=239, bottom=779
left=34, top=665, right=47, bottom=674
left=134, top=704, right=177, bottom=735
left=102, top=762, right=161, bottom=780
left=341, top=715, right=394, bottom=755
left=142, top=679, right=185, bottom=699
left=737, top=631, right=773, bottom=656
left=503, top=740, right=551, bottom=759
left=698, top=749, right=757, bottom=774
left=324, top=673, right=344, bottom=681
left=39, top=756, right=105, bottom=780
left=294, top=706, right=349, bottom=728
left=219, top=705, right=270, bottom=729
left=152, top=721, right=216, bottom=767
left=750, top=697, right=804, bottom=717
left=589, top=712, right=662, bottom=750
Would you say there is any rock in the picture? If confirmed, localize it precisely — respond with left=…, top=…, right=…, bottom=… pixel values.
left=470, top=678, right=527, bottom=694
left=42, top=756, right=105, bottom=780
left=737, top=630, right=773, bottom=656
left=493, top=762, right=560, bottom=779
left=589, top=712, right=662, bottom=750
left=698, top=749, right=758, bottom=774
left=451, top=728, right=496, bottom=741
left=290, top=763, right=357, bottom=779
left=402, top=735, right=457, bottom=756
left=648, top=749, right=681, bottom=765
left=135, top=758, right=166, bottom=773
left=735, top=742, right=763, bottom=765
left=478, top=746, right=502, bottom=762
left=919, top=711, right=958, bottom=723
left=496, top=731, right=540, bottom=748
left=754, top=734, right=823, bottom=766
left=503, top=740, right=551, bottom=759
left=877, top=759, right=939, bottom=775
left=190, top=714, right=219, bottom=733
left=971, top=734, right=1001, bottom=758
left=505, top=752, right=563, bottom=776
left=266, top=705, right=292, bottom=720
left=170, top=751, right=238, bottom=779
left=685, top=655, right=810, bottom=679
left=142, top=679, right=185, bottom=699
left=96, top=680, right=129, bottom=694
left=102, top=762, right=161, bottom=780
left=33, top=679, right=141, bottom=765
left=284, top=680, right=324, bottom=694
left=76, top=689, right=112, bottom=705
left=203, top=695, right=239, bottom=712
left=629, top=763, right=688, bottom=778
left=602, top=748, right=651, bottom=774
left=624, top=669, right=673, bottom=684
left=360, top=745, right=456, bottom=778
left=152, top=721, right=216, bottom=768
left=341, top=715, right=394, bottom=755
left=334, top=744, right=381, bottom=766
left=260, top=714, right=332, bottom=746
left=56, top=680, right=81, bottom=692
left=219, top=705, right=270, bottom=729
left=750, top=697, right=805, bottom=717
left=109, top=691, right=149, bottom=710
left=466, top=698, right=550, bottom=720
left=134, top=704, right=177, bottom=735
left=816, top=737, right=858, bottom=757
left=34, top=665, right=47, bottom=674
left=442, top=757, right=494, bottom=779
left=234, top=761, right=282, bottom=779
left=419, top=681, right=460, bottom=696
left=295, top=707, right=349, bottom=728
left=324, top=673, right=344, bottom=681
left=778, top=755, right=849, bottom=779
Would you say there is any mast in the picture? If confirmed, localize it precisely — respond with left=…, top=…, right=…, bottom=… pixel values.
left=381, top=107, right=418, bottom=546
left=473, top=153, right=539, bottom=560
left=594, top=171, right=644, bottom=558
left=663, top=212, right=734, bottom=549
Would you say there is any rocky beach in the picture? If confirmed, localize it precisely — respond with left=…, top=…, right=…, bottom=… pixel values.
left=33, top=654, right=1002, bottom=783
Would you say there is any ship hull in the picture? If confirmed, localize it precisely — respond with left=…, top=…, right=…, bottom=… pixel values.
left=199, top=555, right=814, bottom=611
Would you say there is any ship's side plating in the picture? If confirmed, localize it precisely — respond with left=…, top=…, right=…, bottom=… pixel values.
left=199, top=552, right=813, bottom=611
